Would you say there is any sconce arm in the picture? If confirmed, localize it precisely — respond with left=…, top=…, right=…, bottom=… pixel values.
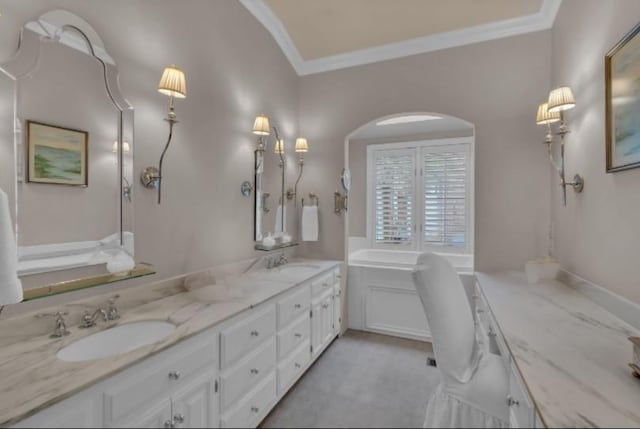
left=156, top=118, right=175, bottom=205
left=546, top=142, right=562, bottom=177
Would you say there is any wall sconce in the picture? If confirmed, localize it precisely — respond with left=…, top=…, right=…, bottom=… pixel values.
left=252, top=114, right=270, bottom=152
left=286, top=137, right=309, bottom=203
left=140, top=65, right=187, bottom=204
left=536, top=86, right=584, bottom=206
left=112, top=141, right=131, bottom=154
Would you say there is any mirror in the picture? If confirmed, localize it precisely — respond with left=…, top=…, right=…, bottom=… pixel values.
left=253, top=124, right=297, bottom=250
left=0, top=11, right=150, bottom=295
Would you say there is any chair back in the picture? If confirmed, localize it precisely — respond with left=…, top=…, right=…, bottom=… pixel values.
left=412, top=252, right=479, bottom=383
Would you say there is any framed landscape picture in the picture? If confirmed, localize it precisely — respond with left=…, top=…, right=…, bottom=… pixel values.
left=26, top=121, right=88, bottom=186
left=606, top=22, right=640, bottom=172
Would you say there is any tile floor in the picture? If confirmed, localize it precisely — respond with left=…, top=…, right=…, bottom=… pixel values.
left=262, top=330, right=438, bottom=428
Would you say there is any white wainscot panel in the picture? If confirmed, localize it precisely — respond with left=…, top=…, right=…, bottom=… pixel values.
left=365, top=285, right=430, bottom=341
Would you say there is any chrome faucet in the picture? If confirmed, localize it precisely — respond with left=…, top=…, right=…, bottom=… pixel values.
left=36, top=311, right=70, bottom=338
left=80, top=308, right=108, bottom=328
left=277, top=253, right=288, bottom=267
left=80, top=295, right=120, bottom=328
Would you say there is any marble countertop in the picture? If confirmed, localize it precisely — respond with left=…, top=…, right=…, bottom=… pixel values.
left=476, top=272, right=640, bottom=428
left=0, top=258, right=341, bottom=426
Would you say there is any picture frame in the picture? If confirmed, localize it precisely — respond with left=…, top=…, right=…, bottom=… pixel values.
left=26, top=120, right=88, bottom=186
left=605, top=22, right=640, bottom=173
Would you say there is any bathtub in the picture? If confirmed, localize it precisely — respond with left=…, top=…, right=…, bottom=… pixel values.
left=347, top=248, right=474, bottom=342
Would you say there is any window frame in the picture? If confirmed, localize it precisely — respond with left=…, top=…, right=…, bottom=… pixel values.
left=366, top=137, right=474, bottom=256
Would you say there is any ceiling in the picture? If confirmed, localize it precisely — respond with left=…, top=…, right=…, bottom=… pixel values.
left=240, top=0, right=562, bottom=75
left=265, top=0, right=542, bottom=60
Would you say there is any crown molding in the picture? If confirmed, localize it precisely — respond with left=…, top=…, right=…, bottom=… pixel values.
left=241, top=0, right=562, bottom=76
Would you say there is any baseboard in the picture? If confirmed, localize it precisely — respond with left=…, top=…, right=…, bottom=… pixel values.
left=559, top=269, right=640, bottom=331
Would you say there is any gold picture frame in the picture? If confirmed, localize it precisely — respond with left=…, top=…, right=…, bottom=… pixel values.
left=605, top=22, right=640, bottom=173
left=26, top=120, right=89, bottom=186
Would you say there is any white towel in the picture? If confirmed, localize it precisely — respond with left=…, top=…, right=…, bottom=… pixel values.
left=274, top=204, right=286, bottom=235
left=0, top=188, right=23, bottom=305
left=301, top=205, right=319, bottom=241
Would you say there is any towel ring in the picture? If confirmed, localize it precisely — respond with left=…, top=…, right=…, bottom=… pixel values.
left=302, top=193, right=319, bottom=207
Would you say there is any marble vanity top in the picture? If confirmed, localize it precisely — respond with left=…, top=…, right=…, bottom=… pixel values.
left=0, top=258, right=340, bottom=426
left=476, top=272, right=640, bottom=428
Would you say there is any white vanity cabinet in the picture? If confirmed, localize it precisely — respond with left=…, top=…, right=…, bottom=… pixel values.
left=473, top=282, right=540, bottom=429
left=219, top=304, right=278, bottom=428
left=13, top=328, right=220, bottom=429
left=11, top=263, right=343, bottom=429
left=311, top=269, right=339, bottom=358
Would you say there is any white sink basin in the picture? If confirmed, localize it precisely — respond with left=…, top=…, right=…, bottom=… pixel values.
left=57, top=320, right=176, bottom=362
left=275, top=264, right=321, bottom=275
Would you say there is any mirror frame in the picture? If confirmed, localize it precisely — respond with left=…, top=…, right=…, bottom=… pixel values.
left=0, top=10, right=149, bottom=298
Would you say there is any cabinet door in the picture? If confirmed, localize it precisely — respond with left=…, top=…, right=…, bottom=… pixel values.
left=172, top=370, right=219, bottom=429
left=311, top=299, right=323, bottom=356
left=117, top=399, right=171, bottom=428
left=321, top=295, right=334, bottom=348
left=333, top=284, right=342, bottom=335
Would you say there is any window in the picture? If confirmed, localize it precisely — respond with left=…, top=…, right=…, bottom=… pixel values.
left=367, top=138, right=473, bottom=254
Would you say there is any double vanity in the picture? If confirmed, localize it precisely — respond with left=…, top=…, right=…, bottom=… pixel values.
left=0, top=259, right=342, bottom=428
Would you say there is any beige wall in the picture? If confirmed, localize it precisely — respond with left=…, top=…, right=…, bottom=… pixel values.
left=551, top=0, right=640, bottom=304
left=0, top=0, right=299, bottom=283
left=299, top=32, right=553, bottom=272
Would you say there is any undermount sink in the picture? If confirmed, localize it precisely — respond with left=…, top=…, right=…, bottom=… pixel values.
left=276, top=263, right=321, bottom=273
left=57, top=320, right=176, bottom=362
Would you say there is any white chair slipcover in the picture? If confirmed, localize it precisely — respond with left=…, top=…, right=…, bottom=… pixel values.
left=413, top=253, right=509, bottom=428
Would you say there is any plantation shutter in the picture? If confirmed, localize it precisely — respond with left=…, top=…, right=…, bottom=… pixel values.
left=373, top=149, right=415, bottom=246
left=423, top=144, right=469, bottom=251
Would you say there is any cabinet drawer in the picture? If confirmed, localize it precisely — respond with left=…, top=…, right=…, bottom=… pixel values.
left=104, top=335, right=217, bottom=425
left=221, top=305, right=276, bottom=369
left=221, top=338, right=276, bottom=411
left=277, top=284, right=311, bottom=328
left=508, top=361, right=534, bottom=428
left=277, top=341, right=311, bottom=396
left=277, top=313, right=311, bottom=360
left=311, top=272, right=335, bottom=297
left=221, top=373, right=277, bottom=428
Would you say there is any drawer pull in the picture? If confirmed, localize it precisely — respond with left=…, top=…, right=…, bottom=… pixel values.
left=294, top=304, right=302, bottom=309
left=294, top=333, right=302, bottom=338
left=250, top=330, right=260, bottom=337
left=173, top=413, right=185, bottom=424
left=250, top=368, right=259, bottom=375
left=476, top=309, right=485, bottom=314
left=322, top=304, right=329, bottom=309
left=251, top=406, right=260, bottom=413
left=165, top=420, right=175, bottom=428
left=336, top=274, right=342, bottom=279
left=168, top=370, right=181, bottom=380
left=507, top=396, right=520, bottom=407
left=294, top=363, right=301, bottom=369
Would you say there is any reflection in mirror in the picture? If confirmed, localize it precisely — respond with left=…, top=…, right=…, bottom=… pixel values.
left=251, top=115, right=298, bottom=250
left=0, top=10, right=142, bottom=294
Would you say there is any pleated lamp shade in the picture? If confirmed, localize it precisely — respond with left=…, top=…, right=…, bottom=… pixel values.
left=295, top=138, right=309, bottom=153
left=274, top=139, right=285, bottom=154
left=252, top=115, right=271, bottom=136
left=157, top=65, right=187, bottom=99
left=548, top=86, right=575, bottom=112
left=536, top=103, right=561, bottom=125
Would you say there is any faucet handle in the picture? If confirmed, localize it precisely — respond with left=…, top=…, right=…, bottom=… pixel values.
left=106, top=295, right=120, bottom=320
left=36, top=311, right=70, bottom=338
